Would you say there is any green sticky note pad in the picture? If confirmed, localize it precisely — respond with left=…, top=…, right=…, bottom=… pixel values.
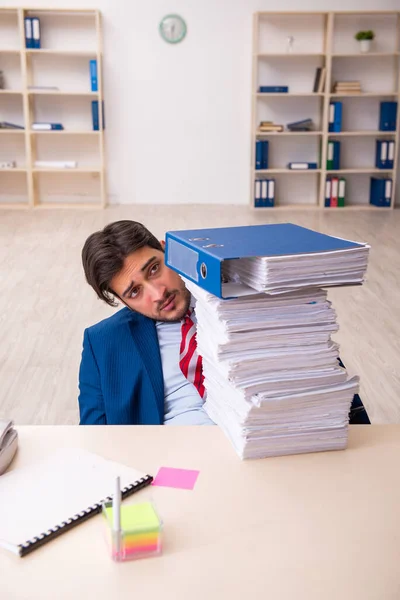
left=104, top=502, right=160, bottom=532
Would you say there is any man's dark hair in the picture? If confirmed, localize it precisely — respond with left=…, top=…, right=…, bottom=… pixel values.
left=82, top=220, right=163, bottom=307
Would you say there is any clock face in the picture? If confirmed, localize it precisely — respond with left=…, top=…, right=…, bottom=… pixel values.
left=159, top=14, right=187, bottom=44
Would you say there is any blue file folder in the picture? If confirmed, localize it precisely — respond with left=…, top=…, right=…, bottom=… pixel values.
left=325, top=177, right=332, bottom=207
left=165, top=224, right=366, bottom=298
left=379, top=102, right=397, bottom=131
left=258, top=86, right=289, bottom=93
left=32, top=17, right=41, bottom=49
left=370, top=177, right=392, bottom=207
left=267, top=179, right=275, bottom=207
left=387, top=141, right=395, bottom=169
left=89, top=60, right=98, bottom=92
left=254, top=180, right=262, bottom=207
left=375, top=140, right=388, bottom=169
left=328, top=102, right=342, bottom=132
left=92, top=101, right=105, bottom=130
left=255, top=141, right=263, bottom=170
left=24, top=17, right=33, bottom=48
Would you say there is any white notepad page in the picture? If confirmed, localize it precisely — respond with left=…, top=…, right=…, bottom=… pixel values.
left=0, top=448, right=148, bottom=549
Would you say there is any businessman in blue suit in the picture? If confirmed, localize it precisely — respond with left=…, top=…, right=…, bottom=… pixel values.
left=79, top=220, right=214, bottom=426
left=78, top=220, right=370, bottom=426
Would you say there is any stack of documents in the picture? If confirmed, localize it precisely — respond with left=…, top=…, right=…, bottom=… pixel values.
left=186, top=281, right=360, bottom=460
left=166, top=224, right=370, bottom=460
left=222, top=246, right=369, bottom=295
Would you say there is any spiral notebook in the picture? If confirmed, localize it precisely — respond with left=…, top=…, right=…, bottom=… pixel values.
left=0, top=448, right=153, bottom=557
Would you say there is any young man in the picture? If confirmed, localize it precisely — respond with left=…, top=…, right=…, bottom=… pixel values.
left=79, top=220, right=370, bottom=426
left=79, top=220, right=214, bottom=425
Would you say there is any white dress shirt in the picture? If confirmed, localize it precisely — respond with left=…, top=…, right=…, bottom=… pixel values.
left=156, top=309, right=215, bottom=426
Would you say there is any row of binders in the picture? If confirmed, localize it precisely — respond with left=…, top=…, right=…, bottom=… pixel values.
left=254, top=179, right=275, bottom=207
left=326, top=139, right=394, bottom=171
left=165, top=224, right=370, bottom=460
left=370, top=177, right=392, bottom=207
left=24, top=16, right=41, bottom=48
left=325, top=176, right=346, bottom=207
left=256, top=139, right=395, bottom=172
left=330, top=101, right=398, bottom=133
left=376, top=140, right=395, bottom=169
left=324, top=176, right=393, bottom=208
left=327, top=140, right=395, bottom=170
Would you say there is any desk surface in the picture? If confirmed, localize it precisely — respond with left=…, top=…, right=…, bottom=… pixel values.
left=1, top=425, right=400, bottom=600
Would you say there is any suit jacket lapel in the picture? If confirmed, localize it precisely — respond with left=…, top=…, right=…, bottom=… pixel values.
left=128, top=314, right=164, bottom=424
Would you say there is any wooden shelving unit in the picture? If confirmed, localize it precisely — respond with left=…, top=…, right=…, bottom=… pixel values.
left=251, top=11, right=400, bottom=210
left=0, top=7, right=106, bottom=209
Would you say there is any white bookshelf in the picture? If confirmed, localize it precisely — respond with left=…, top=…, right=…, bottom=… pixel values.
left=251, top=11, right=400, bottom=210
left=0, top=7, right=106, bottom=209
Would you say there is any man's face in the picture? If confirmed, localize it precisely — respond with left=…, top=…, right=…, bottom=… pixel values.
left=110, top=243, right=191, bottom=322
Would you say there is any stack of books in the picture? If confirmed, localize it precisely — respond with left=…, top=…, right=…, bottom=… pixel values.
left=332, top=81, right=361, bottom=94
left=287, top=118, right=314, bottom=132
left=257, top=121, right=284, bottom=133
left=166, top=224, right=370, bottom=460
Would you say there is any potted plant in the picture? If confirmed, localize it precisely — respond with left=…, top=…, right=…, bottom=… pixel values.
left=355, top=30, right=375, bottom=53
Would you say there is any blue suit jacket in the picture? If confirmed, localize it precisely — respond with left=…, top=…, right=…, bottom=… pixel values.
left=78, top=308, right=165, bottom=425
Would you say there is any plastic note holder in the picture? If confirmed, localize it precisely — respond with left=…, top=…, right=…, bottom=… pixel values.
left=102, top=500, right=162, bottom=562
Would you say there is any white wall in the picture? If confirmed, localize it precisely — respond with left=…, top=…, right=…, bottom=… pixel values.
left=5, top=0, right=400, bottom=205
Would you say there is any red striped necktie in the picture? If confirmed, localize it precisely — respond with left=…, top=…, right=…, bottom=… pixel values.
left=179, top=309, right=205, bottom=399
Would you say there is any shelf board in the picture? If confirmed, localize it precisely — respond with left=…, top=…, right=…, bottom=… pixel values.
left=332, top=9, right=399, bottom=14
left=328, top=131, right=396, bottom=136
left=257, top=53, right=325, bottom=57
left=323, top=205, right=392, bottom=210
left=35, top=202, right=102, bottom=210
left=330, top=92, right=398, bottom=97
left=257, top=10, right=327, bottom=15
left=253, top=203, right=392, bottom=211
left=0, top=203, right=30, bottom=210
left=327, top=168, right=393, bottom=174
left=255, top=169, right=321, bottom=174
left=0, top=49, right=21, bottom=54
left=0, top=90, right=23, bottom=94
left=30, top=130, right=100, bottom=135
left=332, top=52, right=400, bottom=57
left=25, top=49, right=99, bottom=56
left=0, top=129, right=25, bottom=134
left=28, top=90, right=98, bottom=96
left=33, top=168, right=101, bottom=173
left=254, top=204, right=319, bottom=210
left=256, top=93, right=323, bottom=97
left=0, top=168, right=27, bottom=172
left=256, top=131, right=323, bottom=136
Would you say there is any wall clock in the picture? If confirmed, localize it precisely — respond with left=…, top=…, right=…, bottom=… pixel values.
left=159, top=14, right=187, bottom=44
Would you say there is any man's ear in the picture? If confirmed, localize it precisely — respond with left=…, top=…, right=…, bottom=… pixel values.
left=160, top=240, right=165, bottom=250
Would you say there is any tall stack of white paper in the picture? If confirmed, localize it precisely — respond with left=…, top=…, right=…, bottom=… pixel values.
left=186, top=281, right=361, bottom=460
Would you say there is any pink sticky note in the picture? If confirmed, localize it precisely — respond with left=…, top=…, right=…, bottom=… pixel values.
left=152, top=467, right=200, bottom=490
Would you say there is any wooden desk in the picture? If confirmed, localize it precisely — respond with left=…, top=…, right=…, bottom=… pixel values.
left=1, top=426, right=400, bottom=600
